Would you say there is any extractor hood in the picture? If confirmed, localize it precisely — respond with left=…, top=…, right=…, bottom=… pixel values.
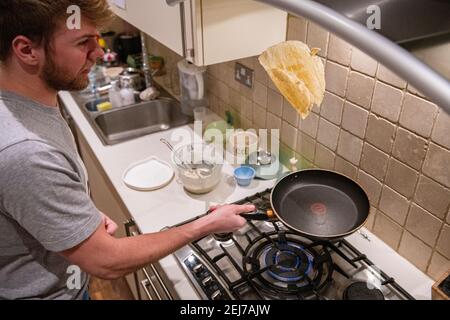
left=313, top=0, right=450, bottom=45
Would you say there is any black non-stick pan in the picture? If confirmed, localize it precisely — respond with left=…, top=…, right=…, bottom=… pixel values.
left=240, top=169, right=370, bottom=242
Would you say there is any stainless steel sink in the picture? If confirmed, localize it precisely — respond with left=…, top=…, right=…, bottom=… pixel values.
left=70, top=88, right=193, bottom=145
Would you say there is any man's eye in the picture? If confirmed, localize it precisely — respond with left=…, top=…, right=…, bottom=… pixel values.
left=78, top=39, right=89, bottom=46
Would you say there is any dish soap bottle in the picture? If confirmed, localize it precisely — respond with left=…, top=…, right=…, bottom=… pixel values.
left=120, top=79, right=136, bottom=106
left=108, top=80, right=123, bottom=108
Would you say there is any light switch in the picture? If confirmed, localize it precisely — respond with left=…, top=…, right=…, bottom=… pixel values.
left=235, top=62, right=254, bottom=88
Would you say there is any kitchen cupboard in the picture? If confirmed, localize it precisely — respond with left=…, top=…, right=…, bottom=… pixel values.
left=108, top=0, right=287, bottom=66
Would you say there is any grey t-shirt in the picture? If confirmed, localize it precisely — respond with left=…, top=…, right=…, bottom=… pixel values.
left=0, top=90, right=102, bottom=300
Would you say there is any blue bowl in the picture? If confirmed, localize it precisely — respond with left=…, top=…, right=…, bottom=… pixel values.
left=234, top=166, right=256, bottom=186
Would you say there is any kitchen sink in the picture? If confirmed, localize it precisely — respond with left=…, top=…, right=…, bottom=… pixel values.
left=71, top=88, right=193, bottom=145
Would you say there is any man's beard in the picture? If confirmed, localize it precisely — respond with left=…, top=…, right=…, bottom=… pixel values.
left=40, top=53, right=91, bottom=91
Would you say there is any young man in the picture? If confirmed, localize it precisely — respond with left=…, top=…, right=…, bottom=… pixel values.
left=0, top=0, right=254, bottom=300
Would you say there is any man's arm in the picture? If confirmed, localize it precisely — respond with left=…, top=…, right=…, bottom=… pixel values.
left=60, top=204, right=254, bottom=280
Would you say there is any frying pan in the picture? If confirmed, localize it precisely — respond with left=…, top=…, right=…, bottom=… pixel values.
left=240, top=169, right=370, bottom=242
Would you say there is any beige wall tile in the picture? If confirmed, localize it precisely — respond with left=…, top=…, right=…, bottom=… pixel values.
left=407, top=84, right=427, bottom=99
left=376, top=64, right=407, bottom=89
left=365, top=114, right=396, bottom=154
left=282, top=99, right=299, bottom=127
left=385, top=158, right=419, bottom=198
left=346, top=71, right=375, bottom=109
left=423, top=143, right=450, bottom=188
left=306, top=22, right=329, bottom=57
left=371, top=82, right=404, bottom=122
left=298, top=112, right=319, bottom=138
left=218, top=81, right=230, bottom=103
left=253, top=57, right=268, bottom=86
left=342, top=101, right=369, bottom=138
left=281, top=121, right=298, bottom=151
left=437, top=224, right=450, bottom=259
left=351, top=48, right=378, bottom=77
left=392, top=127, right=428, bottom=170
left=241, top=96, right=253, bottom=121
left=447, top=210, right=450, bottom=224
left=379, top=186, right=410, bottom=225
left=373, top=212, right=403, bottom=250
left=414, top=175, right=450, bottom=220
left=335, top=156, right=358, bottom=180
left=314, top=143, right=335, bottom=170
left=267, top=88, right=283, bottom=117
left=252, top=81, right=267, bottom=109
left=286, top=15, right=307, bottom=42
left=400, top=94, right=438, bottom=138
left=431, top=110, right=450, bottom=149
left=317, top=118, right=340, bottom=151
left=229, top=88, right=242, bottom=111
left=398, top=231, right=433, bottom=272
left=337, top=130, right=364, bottom=165
left=427, top=251, right=450, bottom=281
left=325, top=61, right=348, bottom=97
left=296, top=132, right=316, bottom=162
left=360, top=143, right=389, bottom=181
left=365, top=207, right=377, bottom=231
left=253, top=102, right=267, bottom=129
left=406, top=204, right=443, bottom=246
left=320, top=91, right=343, bottom=125
left=327, top=34, right=352, bottom=66
left=357, top=170, right=382, bottom=206
left=266, top=112, right=282, bottom=131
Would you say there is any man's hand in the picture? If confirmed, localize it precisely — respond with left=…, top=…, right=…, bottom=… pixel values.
left=99, top=211, right=118, bottom=236
left=204, top=204, right=255, bottom=234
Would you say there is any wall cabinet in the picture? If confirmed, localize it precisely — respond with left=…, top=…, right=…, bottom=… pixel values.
left=108, top=0, right=287, bottom=66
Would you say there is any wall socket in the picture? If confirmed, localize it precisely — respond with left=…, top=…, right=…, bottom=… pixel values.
left=235, top=62, right=254, bottom=88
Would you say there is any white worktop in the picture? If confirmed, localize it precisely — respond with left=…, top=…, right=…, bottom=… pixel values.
left=59, top=90, right=434, bottom=300
left=59, top=91, right=278, bottom=234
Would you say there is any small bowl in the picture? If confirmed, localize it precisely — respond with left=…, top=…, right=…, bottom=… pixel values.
left=233, top=166, right=256, bottom=186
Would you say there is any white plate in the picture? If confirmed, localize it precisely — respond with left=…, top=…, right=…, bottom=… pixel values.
left=122, top=156, right=174, bottom=191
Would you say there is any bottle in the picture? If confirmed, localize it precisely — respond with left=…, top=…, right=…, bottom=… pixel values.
left=109, top=80, right=123, bottom=108
left=120, top=79, right=136, bottom=106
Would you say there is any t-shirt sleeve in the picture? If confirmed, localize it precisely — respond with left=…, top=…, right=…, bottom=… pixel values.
left=0, top=140, right=102, bottom=252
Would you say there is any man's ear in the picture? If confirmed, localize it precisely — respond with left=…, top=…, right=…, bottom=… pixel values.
left=11, top=36, right=42, bottom=66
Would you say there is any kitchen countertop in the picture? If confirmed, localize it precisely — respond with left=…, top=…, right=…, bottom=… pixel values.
left=58, top=90, right=278, bottom=234
left=58, top=90, right=434, bottom=300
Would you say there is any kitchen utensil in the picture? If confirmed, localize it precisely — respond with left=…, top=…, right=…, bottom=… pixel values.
left=233, top=166, right=256, bottom=186
left=113, top=33, right=142, bottom=63
left=246, top=150, right=283, bottom=180
left=122, top=156, right=174, bottom=191
left=119, top=67, right=144, bottom=91
left=239, top=169, right=370, bottom=242
left=177, top=59, right=207, bottom=116
left=171, top=142, right=222, bottom=194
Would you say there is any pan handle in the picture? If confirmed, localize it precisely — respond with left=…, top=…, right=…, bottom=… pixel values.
left=240, top=210, right=275, bottom=221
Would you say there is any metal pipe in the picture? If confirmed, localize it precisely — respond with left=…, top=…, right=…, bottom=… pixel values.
left=255, top=0, right=450, bottom=113
left=167, top=0, right=450, bottom=113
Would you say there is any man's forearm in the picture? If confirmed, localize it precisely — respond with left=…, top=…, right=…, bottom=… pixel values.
left=98, top=215, right=215, bottom=279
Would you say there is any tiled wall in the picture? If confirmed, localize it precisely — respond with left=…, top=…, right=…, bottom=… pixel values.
left=144, top=15, right=450, bottom=281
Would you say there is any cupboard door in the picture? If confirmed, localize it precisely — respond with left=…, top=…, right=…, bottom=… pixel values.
left=198, top=0, right=287, bottom=65
left=109, top=0, right=184, bottom=56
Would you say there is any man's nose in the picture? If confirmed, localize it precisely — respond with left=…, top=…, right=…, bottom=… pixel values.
left=89, top=39, right=104, bottom=61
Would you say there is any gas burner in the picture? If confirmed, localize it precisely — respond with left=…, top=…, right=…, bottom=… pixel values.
left=263, top=243, right=313, bottom=282
left=242, top=230, right=333, bottom=298
left=343, top=282, right=385, bottom=300
left=213, top=232, right=233, bottom=242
